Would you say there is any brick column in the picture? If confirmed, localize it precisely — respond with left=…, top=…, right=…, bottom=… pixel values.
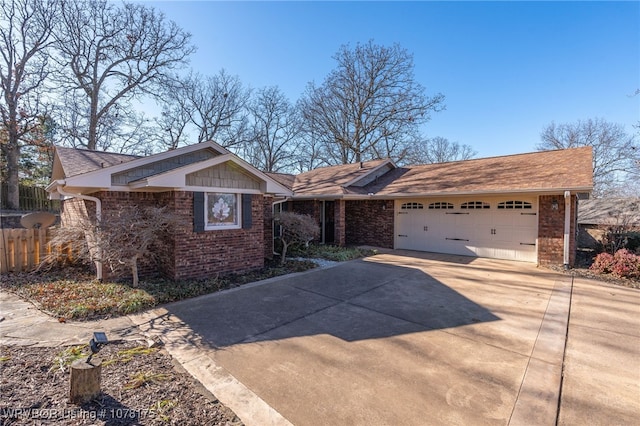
left=335, top=199, right=346, bottom=246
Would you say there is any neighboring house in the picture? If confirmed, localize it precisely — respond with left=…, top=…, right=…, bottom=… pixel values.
left=47, top=141, right=292, bottom=280
left=47, top=143, right=593, bottom=280
left=271, top=146, right=593, bottom=267
left=577, top=198, right=640, bottom=249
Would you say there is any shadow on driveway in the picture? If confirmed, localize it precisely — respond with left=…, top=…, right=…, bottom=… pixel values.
left=159, top=259, right=501, bottom=348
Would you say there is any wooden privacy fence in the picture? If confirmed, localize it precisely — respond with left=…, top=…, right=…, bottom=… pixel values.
left=1, top=184, right=60, bottom=212
left=0, top=228, right=72, bottom=273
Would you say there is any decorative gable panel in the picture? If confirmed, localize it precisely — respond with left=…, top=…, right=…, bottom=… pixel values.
left=111, top=149, right=219, bottom=185
left=186, top=161, right=262, bottom=190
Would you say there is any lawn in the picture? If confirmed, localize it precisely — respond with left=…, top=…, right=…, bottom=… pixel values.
left=0, top=246, right=375, bottom=321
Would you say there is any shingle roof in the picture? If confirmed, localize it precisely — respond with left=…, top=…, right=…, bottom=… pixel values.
left=55, top=146, right=140, bottom=177
left=369, top=147, right=592, bottom=196
left=578, top=198, right=640, bottom=226
left=291, top=159, right=390, bottom=195
left=269, top=148, right=592, bottom=198
left=266, top=172, right=296, bottom=191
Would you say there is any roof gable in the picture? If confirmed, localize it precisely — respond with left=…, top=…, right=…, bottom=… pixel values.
left=292, top=159, right=392, bottom=196
left=48, top=141, right=292, bottom=196
left=111, top=149, right=220, bottom=185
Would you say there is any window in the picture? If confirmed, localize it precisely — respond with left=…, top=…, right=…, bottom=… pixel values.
left=401, top=202, right=424, bottom=210
left=206, top=193, right=240, bottom=229
left=461, top=201, right=490, bottom=209
left=497, top=200, right=532, bottom=209
left=428, top=202, right=454, bottom=209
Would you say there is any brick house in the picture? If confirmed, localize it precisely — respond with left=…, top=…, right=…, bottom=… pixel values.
left=269, top=146, right=593, bottom=268
left=48, top=143, right=592, bottom=280
left=47, top=141, right=292, bottom=280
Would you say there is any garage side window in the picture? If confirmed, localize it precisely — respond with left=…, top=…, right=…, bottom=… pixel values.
left=497, top=200, right=532, bottom=209
left=428, top=202, right=454, bottom=209
left=461, top=201, right=490, bottom=209
left=401, top=202, right=424, bottom=209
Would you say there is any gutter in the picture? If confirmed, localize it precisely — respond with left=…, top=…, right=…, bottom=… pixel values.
left=50, top=180, right=103, bottom=281
left=271, top=197, right=290, bottom=255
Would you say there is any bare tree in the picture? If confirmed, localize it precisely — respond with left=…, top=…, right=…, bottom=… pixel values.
left=537, top=118, right=639, bottom=197
left=403, top=136, right=477, bottom=165
left=242, top=86, right=300, bottom=172
left=275, top=211, right=320, bottom=265
left=0, top=0, right=57, bottom=209
left=181, top=70, right=251, bottom=148
left=299, top=40, right=445, bottom=165
left=153, top=78, right=193, bottom=150
left=53, top=0, right=194, bottom=152
left=47, top=204, right=185, bottom=286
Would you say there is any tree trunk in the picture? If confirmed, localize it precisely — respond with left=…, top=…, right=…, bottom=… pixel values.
left=280, top=240, right=289, bottom=266
left=3, top=142, right=20, bottom=210
left=69, top=359, right=102, bottom=404
left=131, top=255, right=139, bottom=287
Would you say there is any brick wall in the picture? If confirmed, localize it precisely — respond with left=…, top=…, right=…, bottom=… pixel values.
left=335, top=200, right=346, bottom=246
left=60, top=191, right=265, bottom=281
left=538, top=194, right=577, bottom=266
left=170, top=192, right=265, bottom=280
left=345, top=200, right=394, bottom=248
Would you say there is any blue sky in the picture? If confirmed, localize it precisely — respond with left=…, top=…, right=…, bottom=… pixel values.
left=143, top=1, right=639, bottom=159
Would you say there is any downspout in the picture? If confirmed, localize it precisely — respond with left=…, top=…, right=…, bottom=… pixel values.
left=272, top=197, right=290, bottom=255
left=563, top=190, right=571, bottom=270
left=55, top=183, right=103, bottom=281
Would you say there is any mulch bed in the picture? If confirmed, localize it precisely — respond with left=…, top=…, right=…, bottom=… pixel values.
left=0, top=340, right=242, bottom=425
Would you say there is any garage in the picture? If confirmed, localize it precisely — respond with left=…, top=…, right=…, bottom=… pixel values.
left=395, top=197, right=538, bottom=262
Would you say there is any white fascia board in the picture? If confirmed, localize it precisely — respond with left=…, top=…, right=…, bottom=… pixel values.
left=341, top=159, right=396, bottom=188
left=62, top=141, right=229, bottom=189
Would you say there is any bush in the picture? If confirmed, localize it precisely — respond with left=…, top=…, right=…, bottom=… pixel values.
left=612, top=249, right=640, bottom=279
left=590, top=252, right=615, bottom=274
left=275, top=212, right=320, bottom=265
left=590, top=249, right=640, bottom=280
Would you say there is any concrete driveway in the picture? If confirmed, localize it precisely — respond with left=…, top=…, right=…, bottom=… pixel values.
left=132, top=251, right=639, bottom=426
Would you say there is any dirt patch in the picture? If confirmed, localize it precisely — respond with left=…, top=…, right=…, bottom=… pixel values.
left=0, top=340, right=242, bottom=425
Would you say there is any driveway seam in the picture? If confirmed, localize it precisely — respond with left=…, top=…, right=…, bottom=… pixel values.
left=508, top=276, right=572, bottom=426
left=555, top=274, right=574, bottom=425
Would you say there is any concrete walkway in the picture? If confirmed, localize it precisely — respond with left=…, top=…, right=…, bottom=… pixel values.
left=0, top=291, right=145, bottom=347
left=1, top=251, right=638, bottom=426
left=558, top=277, right=640, bottom=425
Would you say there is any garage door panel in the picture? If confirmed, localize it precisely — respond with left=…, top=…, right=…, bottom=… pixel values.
left=395, top=197, right=538, bottom=263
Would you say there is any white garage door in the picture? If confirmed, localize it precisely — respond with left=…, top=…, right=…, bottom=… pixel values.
left=395, top=197, right=538, bottom=263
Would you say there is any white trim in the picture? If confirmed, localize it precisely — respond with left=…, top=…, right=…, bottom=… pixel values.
left=62, top=141, right=228, bottom=189
left=205, top=192, right=242, bottom=231
left=340, top=159, right=396, bottom=188
left=55, top=142, right=293, bottom=196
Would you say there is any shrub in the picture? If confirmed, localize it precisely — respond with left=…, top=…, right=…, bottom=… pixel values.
left=275, top=212, right=320, bottom=265
left=612, top=249, right=640, bottom=279
left=590, top=249, right=640, bottom=280
left=590, top=252, right=615, bottom=274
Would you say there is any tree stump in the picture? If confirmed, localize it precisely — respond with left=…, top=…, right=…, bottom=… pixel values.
left=69, top=359, right=102, bottom=404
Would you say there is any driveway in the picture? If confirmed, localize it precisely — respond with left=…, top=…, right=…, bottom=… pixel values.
left=131, top=251, right=639, bottom=425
